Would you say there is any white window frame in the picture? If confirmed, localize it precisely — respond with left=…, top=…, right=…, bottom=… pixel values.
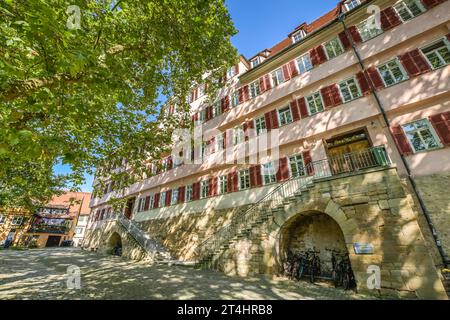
left=393, top=0, right=425, bottom=23
left=402, top=119, right=443, bottom=153
left=357, top=15, right=383, bottom=42
left=324, top=37, right=344, bottom=60
left=278, top=106, right=293, bottom=126
left=251, top=57, right=260, bottom=68
left=233, top=126, right=245, bottom=146
left=219, top=175, right=228, bottom=195
left=377, top=58, right=409, bottom=87
left=231, top=91, right=239, bottom=108
left=159, top=192, right=166, bottom=208
left=261, top=162, right=277, bottom=185
left=186, top=185, right=193, bottom=202
left=149, top=195, right=154, bottom=209
left=254, top=116, right=267, bottom=136
left=227, top=67, right=236, bottom=79
left=306, top=92, right=325, bottom=116
left=11, top=216, right=23, bottom=225
left=249, top=80, right=261, bottom=98
left=201, top=180, right=209, bottom=199
left=0, top=214, right=5, bottom=224
left=197, top=85, right=205, bottom=98
left=213, top=101, right=221, bottom=118
left=344, top=0, right=360, bottom=11
left=296, top=54, right=313, bottom=74
left=289, top=154, right=306, bottom=178
left=292, top=30, right=306, bottom=44
left=338, top=77, right=362, bottom=103
left=216, top=133, right=225, bottom=151
left=238, top=170, right=251, bottom=191
left=271, top=68, right=284, bottom=87
left=171, top=189, right=179, bottom=205
left=420, top=38, right=450, bottom=70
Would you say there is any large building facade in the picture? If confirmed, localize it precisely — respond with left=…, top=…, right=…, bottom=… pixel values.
left=85, top=0, right=450, bottom=299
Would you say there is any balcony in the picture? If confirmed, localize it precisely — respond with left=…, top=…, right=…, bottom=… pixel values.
left=28, top=224, right=70, bottom=235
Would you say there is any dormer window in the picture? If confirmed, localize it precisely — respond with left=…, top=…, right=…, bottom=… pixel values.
left=251, top=57, right=261, bottom=68
left=292, top=30, right=306, bottom=44
left=344, top=0, right=360, bottom=11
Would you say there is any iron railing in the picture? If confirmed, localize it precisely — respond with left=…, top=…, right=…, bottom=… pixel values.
left=194, top=146, right=390, bottom=262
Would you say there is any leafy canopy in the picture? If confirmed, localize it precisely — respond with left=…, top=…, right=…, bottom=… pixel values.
left=0, top=0, right=238, bottom=209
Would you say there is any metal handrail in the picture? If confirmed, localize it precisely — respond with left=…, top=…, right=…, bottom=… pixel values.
left=194, top=146, right=390, bottom=262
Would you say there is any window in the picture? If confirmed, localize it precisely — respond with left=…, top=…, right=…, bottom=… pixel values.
left=159, top=192, right=166, bottom=208
left=271, top=68, right=284, bottom=87
left=78, top=216, right=88, bottom=223
left=339, top=78, right=361, bottom=102
left=201, top=180, right=209, bottom=199
left=197, top=85, right=205, bottom=98
left=254, top=117, right=267, bottom=136
left=213, top=101, right=221, bottom=118
left=358, top=16, right=383, bottom=42
left=201, top=141, right=207, bottom=159
left=186, top=185, right=193, bottom=202
left=249, top=81, right=261, bottom=98
left=137, top=198, right=145, bottom=212
left=227, top=67, right=236, bottom=79
left=149, top=195, right=155, bottom=209
left=251, top=57, right=260, bottom=68
left=289, top=155, right=306, bottom=178
left=219, top=176, right=228, bottom=195
left=239, top=170, right=251, bottom=190
left=75, top=227, right=84, bottom=235
left=296, top=54, right=313, bottom=74
left=233, top=126, right=245, bottom=145
left=292, top=30, right=306, bottom=43
left=306, top=92, right=325, bottom=115
left=278, top=106, right=293, bottom=126
left=421, top=39, right=450, bottom=70
left=402, top=119, right=442, bottom=152
left=231, top=91, right=239, bottom=108
left=216, top=133, right=225, bottom=151
left=262, top=163, right=277, bottom=185
left=377, top=59, right=408, bottom=87
left=324, top=38, right=344, bottom=60
left=394, top=0, right=425, bottom=22
left=171, top=189, right=179, bottom=205
left=0, top=214, right=5, bottom=224
left=344, top=0, right=360, bottom=11
left=11, top=216, right=23, bottom=225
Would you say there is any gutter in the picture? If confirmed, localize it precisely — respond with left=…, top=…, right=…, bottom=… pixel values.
left=338, top=13, right=449, bottom=268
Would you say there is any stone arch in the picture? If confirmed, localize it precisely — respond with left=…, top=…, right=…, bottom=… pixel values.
left=107, top=232, right=122, bottom=256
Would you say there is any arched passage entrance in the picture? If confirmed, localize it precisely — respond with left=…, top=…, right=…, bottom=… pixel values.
left=279, top=211, right=349, bottom=278
left=107, top=232, right=123, bottom=256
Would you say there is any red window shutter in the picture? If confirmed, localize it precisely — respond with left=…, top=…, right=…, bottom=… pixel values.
left=356, top=71, right=371, bottom=96
left=289, top=60, right=299, bottom=78
left=259, top=76, right=267, bottom=92
left=208, top=178, right=214, bottom=197
left=330, top=84, right=343, bottom=107
left=223, top=131, right=228, bottom=149
left=153, top=193, right=160, bottom=208
left=192, top=182, right=200, bottom=200
left=391, top=125, right=413, bottom=155
left=178, top=186, right=185, bottom=203
left=320, top=86, right=333, bottom=108
left=429, top=112, right=450, bottom=146
left=238, top=88, right=244, bottom=104
left=243, top=85, right=250, bottom=101
left=297, top=97, right=309, bottom=119
left=316, top=45, right=327, bottom=64
left=167, top=156, right=173, bottom=170
left=302, top=151, right=314, bottom=176
left=244, top=120, right=255, bottom=140
left=205, top=106, right=211, bottom=121
left=276, top=157, right=290, bottom=182
left=447, top=33, right=450, bottom=42
left=165, top=190, right=172, bottom=206
left=310, top=47, right=320, bottom=67
left=348, top=26, right=362, bottom=44
left=264, top=112, right=272, bottom=131
left=221, top=96, right=230, bottom=113
left=144, top=196, right=150, bottom=211
left=235, top=64, right=239, bottom=75
left=338, top=31, right=352, bottom=50
left=399, top=49, right=431, bottom=77
left=270, top=110, right=279, bottom=129
left=290, top=100, right=301, bottom=122
left=380, top=7, right=402, bottom=31
left=250, top=165, right=262, bottom=188
left=264, top=74, right=272, bottom=91
left=420, top=0, right=444, bottom=9
left=366, top=66, right=385, bottom=90
left=191, top=90, right=196, bottom=102
left=321, top=84, right=342, bottom=108
left=228, top=170, right=238, bottom=192
left=282, top=64, right=291, bottom=82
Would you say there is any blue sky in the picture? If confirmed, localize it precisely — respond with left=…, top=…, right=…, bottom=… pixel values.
left=54, top=0, right=339, bottom=192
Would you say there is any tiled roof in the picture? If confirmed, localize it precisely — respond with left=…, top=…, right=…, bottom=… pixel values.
left=48, top=192, right=92, bottom=216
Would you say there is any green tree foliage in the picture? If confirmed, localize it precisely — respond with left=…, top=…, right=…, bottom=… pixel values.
left=0, top=0, right=238, bottom=209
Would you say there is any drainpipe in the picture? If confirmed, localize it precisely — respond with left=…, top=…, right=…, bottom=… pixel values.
left=338, top=13, right=449, bottom=268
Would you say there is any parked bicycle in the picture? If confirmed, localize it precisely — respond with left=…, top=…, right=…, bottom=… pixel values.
left=327, top=249, right=356, bottom=290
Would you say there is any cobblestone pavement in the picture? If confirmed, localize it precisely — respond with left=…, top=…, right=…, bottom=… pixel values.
left=0, top=248, right=379, bottom=300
